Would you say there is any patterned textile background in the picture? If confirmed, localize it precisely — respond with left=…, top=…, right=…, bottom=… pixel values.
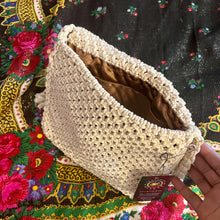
left=0, top=0, right=219, bottom=219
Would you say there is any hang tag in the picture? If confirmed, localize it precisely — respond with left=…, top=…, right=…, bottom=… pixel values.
left=133, top=176, right=173, bottom=202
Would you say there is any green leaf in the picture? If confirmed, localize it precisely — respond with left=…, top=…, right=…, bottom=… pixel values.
left=130, top=210, right=137, bottom=217
left=11, top=153, right=28, bottom=166
left=115, top=214, right=121, bottom=220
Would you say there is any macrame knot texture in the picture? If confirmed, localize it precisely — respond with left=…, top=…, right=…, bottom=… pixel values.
left=42, top=24, right=203, bottom=199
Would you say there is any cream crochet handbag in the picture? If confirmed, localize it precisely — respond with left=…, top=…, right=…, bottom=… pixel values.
left=41, top=24, right=203, bottom=199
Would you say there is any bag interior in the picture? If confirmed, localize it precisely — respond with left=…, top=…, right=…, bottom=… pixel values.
left=67, top=42, right=186, bottom=131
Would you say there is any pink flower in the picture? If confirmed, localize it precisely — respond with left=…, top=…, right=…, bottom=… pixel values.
left=45, top=29, right=58, bottom=44
left=140, top=201, right=171, bottom=220
left=17, top=207, right=22, bottom=214
left=170, top=213, right=183, bottom=220
left=0, top=158, right=12, bottom=175
left=0, top=133, right=21, bottom=159
left=41, top=44, right=54, bottom=59
left=27, top=206, right=34, bottom=211
left=13, top=31, right=41, bottom=55
left=167, top=186, right=174, bottom=191
left=0, top=174, right=29, bottom=212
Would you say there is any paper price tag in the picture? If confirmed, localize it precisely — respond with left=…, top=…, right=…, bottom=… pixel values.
left=133, top=176, right=173, bottom=202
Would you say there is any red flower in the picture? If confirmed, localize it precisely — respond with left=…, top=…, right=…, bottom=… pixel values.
left=7, top=52, right=40, bottom=77
left=43, top=183, right=54, bottom=195
left=0, top=133, right=21, bottom=159
left=19, top=216, right=38, bottom=220
left=160, top=5, right=166, bottom=8
left=124, top=34, right=129, bottom=39
left=74, top=185, right=79, bottom=190
left=29, top=126, right=46, bottom=145
left=0, top=174, right=29, bottom=212
left=25, top=149, right=54, bottom=179
left=13, top=31, right=41, bottom=55
left=189, top=52, right=195, bottom=57
left=141, top=201, right=171, bottom=220
left=0, top=158, right=12, bottom=175
left=199, top=29, right=203, bottom=33
left=188, top=7, right=193, bottom=12
left=133, top=12, right=138, bottom=16
left=163, top=193, right=185, bottom=214
left=161, top=60, right=167, bottom=65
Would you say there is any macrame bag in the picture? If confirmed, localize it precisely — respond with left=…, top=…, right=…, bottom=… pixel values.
left=40, top=24, right=203, bottom=199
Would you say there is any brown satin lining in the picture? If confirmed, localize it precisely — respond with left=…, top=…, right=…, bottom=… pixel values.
left=67, top=42, right=186, bottom=130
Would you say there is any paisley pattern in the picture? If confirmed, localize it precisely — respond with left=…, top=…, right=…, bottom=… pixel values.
left=0, top=0, right=219, bottom=219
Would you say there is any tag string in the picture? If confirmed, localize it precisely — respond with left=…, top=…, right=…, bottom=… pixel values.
left=156, top=144, right=196, bottom=174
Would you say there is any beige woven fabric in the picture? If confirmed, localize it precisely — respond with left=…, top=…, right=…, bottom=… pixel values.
left=42, top=24, right=203, bottom=199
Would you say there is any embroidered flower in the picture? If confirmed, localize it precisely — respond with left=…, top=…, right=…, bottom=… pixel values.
left=188, top=3, right=198, bottom=12
left=13, top=31, right=41, bottom=55
left=35, top=108, right=44, bottom=121
left=19, top=216, right=38, bottom=220
left=41, top=44, right=54, bottom=59
left=163, top=193, right=185, bottom=215
left=7, top=52, right=40, bottom=78
left=29, top=126, right=46, bottom=145
left=0, top=158, right=12, bottom=175
left=120, top=212, right=130, bottom=220
left=43, top=183, right=54, bottom=195
left=91, top=6, right=107, bottom=18
left=188, top=78, right=204, bottom=89
left=198, top=28, right=210, bottom=35
left=167, top=186, right=174, bottom=191
left=0, top=174, right=29, bottom=212
left=30, top=23, right=37, bottom=29
left=157, top=60, right=169, bottom=72
left=158, top=0, right=168, bottom=8
left=45, top=29, right=58, bottom=44
left=26, top=178, right=46, bottom=201
left=127, top=6, right=138, bottom=16
left=0, top=133, right=21, bottom=159
left=13, top=164, right=26, bottom=175
left=48, top=147, right=57, bottom=156
left=140, top=201, right=171, bottom=220
left=116, top=31, right=129, bottom=40
left=189, top=52, right=202, bottom=62
left=57, top=24, right=62, bottom=30
left=25, top=149, right=54, bottom=179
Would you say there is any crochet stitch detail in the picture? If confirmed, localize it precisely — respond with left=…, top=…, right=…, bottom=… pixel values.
left=41, top=24, right=203, bottom=199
